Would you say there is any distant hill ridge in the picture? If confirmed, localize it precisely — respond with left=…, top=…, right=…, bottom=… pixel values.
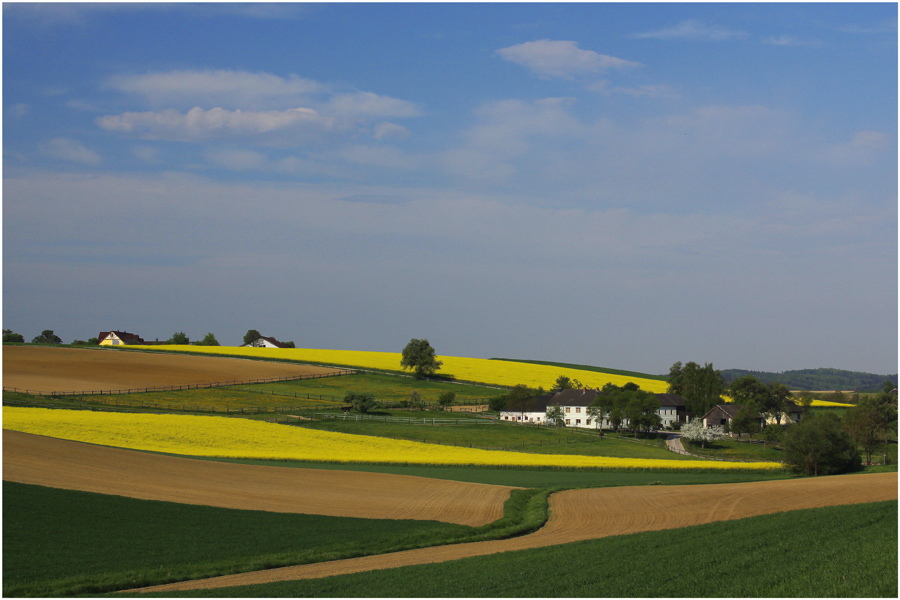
left=721, top=368, right=896, bottom=392
left=493, top=359, right=896, bottom=393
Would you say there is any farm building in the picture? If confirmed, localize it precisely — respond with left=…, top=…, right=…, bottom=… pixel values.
left=502, top=389, right=689, bottom=431
left=241, top=336, right=290, bottom=349
left=98, top=330, right=146, bottom=346
left=500, top=394, right=554, bottom=424
left=700, top=402, right=803, bottom=429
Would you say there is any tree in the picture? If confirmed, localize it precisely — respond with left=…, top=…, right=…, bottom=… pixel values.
left=345, top=391, right=377, bottom=414
left=438, top=391, right=456, bottom=408
left=546, top=403, right=565, bottom=427
left=87, top=337, right=99, bottom=345
left=408, top=390, right=425, bottom=410
left=3, top=329, right=25, bottom=343
left=624, top=391, right=662, bottom=437
left=243, top=329, right=262, bottom=345
left=729, top=403, right=762, bottom=439
left=680, top=419, right=726, bottom=449
left=668, top=361, right=725, bottom=418
left=283, top=341, right=296, bottom=348
left=489, top=394, right=508, bottom=412
left=783, top=412, right=861, bottom=476
left=843, top=400, right=883, bottom=465
left=31, top=330, right=62, bottom=344
left=197, top=332, right=220, bottom=346
left=760, top=423, right=784, bottom=449
left=167, top=332, right=189, bottom=344
left=400, top=338, right=442, bottom=379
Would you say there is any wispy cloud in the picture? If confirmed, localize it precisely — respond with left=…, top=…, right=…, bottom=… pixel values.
left=496, top=40, right=641, bottom=79
left=632, top=19, right=748, bottom=41
left=96, top=107, right=336, bottom=145
left=39, top=137, right=102, bottom=165
left=762, top=35, right=820, bottom=47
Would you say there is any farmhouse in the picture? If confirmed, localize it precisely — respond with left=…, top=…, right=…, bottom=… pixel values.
left=98, top=330, right=146, bottom=346
left=502, top=389, right=689, bottom=431
left=241, top=336, right=290, bottom=349
left=500, top=394, right=554, bottom=424
left=700, top=402, right=803, bottom=429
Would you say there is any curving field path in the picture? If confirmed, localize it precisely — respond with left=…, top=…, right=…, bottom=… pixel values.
left=2, top=346, right=343, bottom=394
left=132, top=470, right=897, bottom=593
left=2, top=431, right=512, bottom=526
left=4, top=431, right=896, bottom=594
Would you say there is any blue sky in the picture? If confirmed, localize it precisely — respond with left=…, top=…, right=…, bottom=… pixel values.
left=3, top=2, right=897, bottom=375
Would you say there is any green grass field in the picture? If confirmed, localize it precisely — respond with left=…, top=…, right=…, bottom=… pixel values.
left=143, top=500, right=898, bottom=598
left=1, top=482, right=548, bottom=597
left=491, top=357, right=668, bottom=381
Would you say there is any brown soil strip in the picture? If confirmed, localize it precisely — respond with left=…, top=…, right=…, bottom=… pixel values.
left=2, top=430, right=513, bottom=526
left=2, top=346, right=342, bottom=393
left=134, top=471, right=897, bottom=593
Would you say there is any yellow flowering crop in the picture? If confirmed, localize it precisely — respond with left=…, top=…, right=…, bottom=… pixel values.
left=3, top=407, right=781, bottom=471
left=130, top=345, right=669, bottom=393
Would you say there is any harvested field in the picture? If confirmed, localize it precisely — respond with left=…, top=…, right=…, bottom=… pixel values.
left=132, top=471, right=897, bottom=593
left=2, top=346, right=344, bottom=394
left=1, top=431, right=512, bottom=527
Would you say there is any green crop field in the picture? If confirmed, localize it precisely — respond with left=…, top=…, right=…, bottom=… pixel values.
left=1, top=482, right=548, bottom=598
left=144, top=500, right=898, bottom=598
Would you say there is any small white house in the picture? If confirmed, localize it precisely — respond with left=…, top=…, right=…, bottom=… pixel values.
left=98, top=330, right=145, bottom=346
left=241, top=336, right=289, bottom=349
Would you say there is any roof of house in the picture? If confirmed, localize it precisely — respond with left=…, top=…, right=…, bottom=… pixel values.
left=243, top=336, right=289, bottom=348
left=700, top=404, right=746, bottom=420
left=99, top=330, right=145, bottom=343
left=655, top=393, right=686, bottom=407
left=550, top=388, right=600, bottom=407
left=504, top=394, right=554, bottom=413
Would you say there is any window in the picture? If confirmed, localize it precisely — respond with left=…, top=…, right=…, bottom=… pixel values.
left=576, top=419, right=581, bottom=425
left=575, top=407, right=581, bottom=413
left=565, top=419, right=570, bottom=425
left=586, top=419, right=592, bottom=425
left=565, top=407, right=570, bottom=413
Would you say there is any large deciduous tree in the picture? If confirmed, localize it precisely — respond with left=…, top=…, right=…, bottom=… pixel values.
left=783, top=413, right=861, bottom=476
left=3, top=329, right=25, bottom=343
left=31, top=330, right=63, bottom=344
left=667, top=361, right=725, bottom=418
left=400, top=338, right=442, bottom=379
left=243, top=329, right=262, bottom=345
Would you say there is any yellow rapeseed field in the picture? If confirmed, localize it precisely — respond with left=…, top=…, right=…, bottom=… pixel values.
left=3, top=407, right=781, bottom=471
left=130, top=345, right=670, bottom=393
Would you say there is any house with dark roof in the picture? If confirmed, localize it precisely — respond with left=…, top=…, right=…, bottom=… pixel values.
left=501, top=388, right=689, bottom=430
left=98, top=330, right=146, bottom=346
left=241, top=336, right=289, bottom=349
left=700, top=402, right=803, bottom=430
left=500, top=394, right=554, bottom=424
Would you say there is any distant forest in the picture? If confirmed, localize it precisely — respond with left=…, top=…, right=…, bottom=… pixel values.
left=720, top=368, right=898, bottom=392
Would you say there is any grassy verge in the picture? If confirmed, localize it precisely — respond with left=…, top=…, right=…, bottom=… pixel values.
left=2, top=482, right=549, bottom=597
left=681, top=437, right=786, bottom=462
left=148, top=500, right=898, bottom=598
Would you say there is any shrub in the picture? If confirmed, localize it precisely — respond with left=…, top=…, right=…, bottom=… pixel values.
left=782, top=413, right=861, bottom=476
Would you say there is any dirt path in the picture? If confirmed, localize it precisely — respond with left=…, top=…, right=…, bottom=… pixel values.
left=2, top=346, right=344, bottom=393
left=2, top=431, right=513, bottom=526
left=5, top=430, right=895, bottom=594
left=133, top=471, right=897, bottom=593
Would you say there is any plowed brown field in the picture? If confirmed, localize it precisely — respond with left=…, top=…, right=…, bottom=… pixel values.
left=4, top=430, right=896, bottom=594
left=135, top=471, right=897, bottom=593
left=2, top=430, right=513, bottom=526
left=2, top=346, right=342, bottom=393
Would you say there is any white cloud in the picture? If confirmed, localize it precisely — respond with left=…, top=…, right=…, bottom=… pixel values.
left=131, top=145, right=160, bottom=163
left=325, top=91, right=421, bottom=118
left=205, top=148, right=268, bottom=170
left=39, top=137, right=102, bottom=165
left=8, top=103, right=31, bottom=117
left=373, top=122, right=411, bottom=140
left=96, top=106, right=336, bottom=145
left=762, top=35, right=819, bottom=47
left=106, top=69, right=322, bottom=109
left=610, top=84, right=680, bottom=99
left=496, top=40, right=641, bottom=79
left=632, top=20, right=747, bottom=41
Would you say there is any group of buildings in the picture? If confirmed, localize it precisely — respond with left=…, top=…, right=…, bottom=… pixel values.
left=499, top=387, right=803, bottom=432
left=97, top=330, right=290, bottom=348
